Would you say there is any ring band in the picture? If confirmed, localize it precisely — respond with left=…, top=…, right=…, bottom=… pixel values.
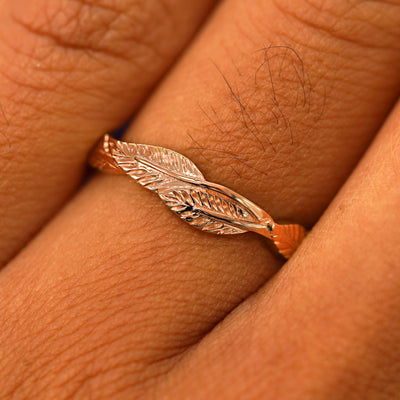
left=89, top=134, right=306, bottom=259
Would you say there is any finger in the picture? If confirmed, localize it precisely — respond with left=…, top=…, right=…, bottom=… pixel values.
left=156, top=99, right=400, bottom=399
left=0, top=0, right=216, bottom=265
left=131, top=0, right=400, bottom=226
left=2, top=0, right=400, bottom=397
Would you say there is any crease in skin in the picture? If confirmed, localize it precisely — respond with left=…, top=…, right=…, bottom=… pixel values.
left=0, top=101, right=10, bottom=148
left=0, top=0, right=219, bottom=267
left=2, top=0, right=400, bottom=396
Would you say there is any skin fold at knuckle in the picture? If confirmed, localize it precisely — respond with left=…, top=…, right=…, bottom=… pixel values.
left=7, top=0, right=148, bottom=58
left=268, top=0, right=400, bottom=50
left=0, top=0, right=180, bottom=96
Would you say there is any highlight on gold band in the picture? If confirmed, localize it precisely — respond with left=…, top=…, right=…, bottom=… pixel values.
left=89, top=134, right=306, bottom=259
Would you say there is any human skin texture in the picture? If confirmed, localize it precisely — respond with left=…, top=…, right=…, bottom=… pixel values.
left=0, top=0, right=400, bottom=399
left=0, top=0, right=217, bottom=265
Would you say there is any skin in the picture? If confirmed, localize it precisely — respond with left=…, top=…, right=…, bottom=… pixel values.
left=0, top=0, right=399, bottom=398
left=0, top=0, right=217, bottom=265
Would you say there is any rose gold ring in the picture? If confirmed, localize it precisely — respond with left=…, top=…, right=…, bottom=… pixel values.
left=89, top=134, right=306, bottom=259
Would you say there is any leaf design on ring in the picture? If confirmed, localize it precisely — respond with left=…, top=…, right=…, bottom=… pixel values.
left=113, top=140, right=205, bottom=182
left=111, top=139, right=267, bottom=235
left=157, top=188, right=249, bottom=234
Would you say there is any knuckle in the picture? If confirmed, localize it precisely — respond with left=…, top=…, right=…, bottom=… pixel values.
left=3, top=0, right=170, bottom=75
left=0, top=0, right=128, bottom=96
left=270, top=0, right=400, bottom=49
left=8, top=0, right=127, bottom=58
left=0, top=0, right=173, bottom=115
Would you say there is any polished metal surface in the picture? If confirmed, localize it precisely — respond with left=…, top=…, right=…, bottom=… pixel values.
left=89, top=134, right=306, bottom=259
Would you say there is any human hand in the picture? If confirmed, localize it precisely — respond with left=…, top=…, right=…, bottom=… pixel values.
left=1, top=0, right=400, bottom=398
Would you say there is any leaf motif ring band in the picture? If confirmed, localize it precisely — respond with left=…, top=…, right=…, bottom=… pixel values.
left=89, top=134, right=306, bottom=259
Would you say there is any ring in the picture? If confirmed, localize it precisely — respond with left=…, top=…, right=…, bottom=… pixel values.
left=89, top=134, right=306, bottom=259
